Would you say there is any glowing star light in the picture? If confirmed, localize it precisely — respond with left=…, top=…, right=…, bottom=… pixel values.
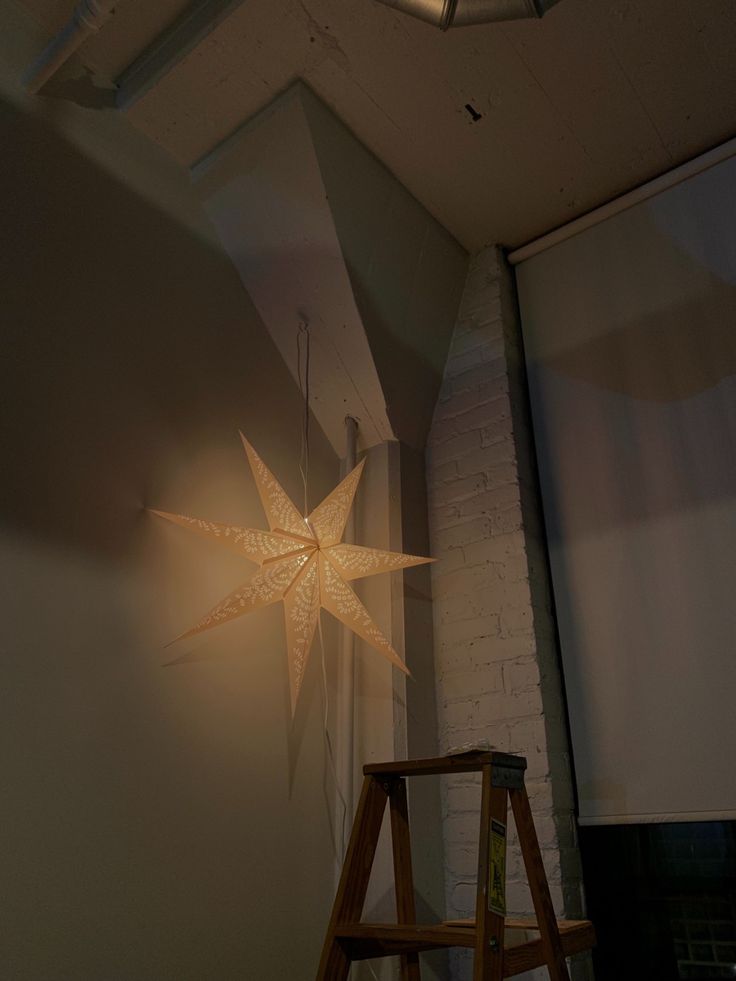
left=152, top=434, right=433, bottom=713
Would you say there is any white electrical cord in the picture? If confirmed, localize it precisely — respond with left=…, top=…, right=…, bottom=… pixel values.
left=296, top=322, right=311, bottom=516
left=296, top=322, right=350, bottom=855
left=318, top=615, right=348, bottom=857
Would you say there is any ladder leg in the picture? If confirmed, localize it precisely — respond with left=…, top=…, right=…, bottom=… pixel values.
left=389, top=778, right=421, bottom=981
left=473, top=765, right=507, bottom=981
left=316, top=775, right=389, bottom=981
left=509, top=785, right=569, bottom=981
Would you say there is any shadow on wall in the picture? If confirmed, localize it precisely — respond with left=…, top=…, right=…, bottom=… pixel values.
left=41, top=63, right=118, bottom=110
left=528, top=215, right=736, bottom=544
left=545, top=286, right=736, bottom=403
left=0, top=95, right=340, bottom=981
left=347, top=262, right=457, bottom=450
left=0, top=96, right=336, bottom=560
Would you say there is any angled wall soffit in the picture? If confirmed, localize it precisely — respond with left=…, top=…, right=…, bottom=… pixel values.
left=191, top=82, right=467, bottom=454
left=192, top=84, right=392, bottom=454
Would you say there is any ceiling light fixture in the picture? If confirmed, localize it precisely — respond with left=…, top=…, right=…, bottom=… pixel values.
left=375, top=0, right=564, bottom=29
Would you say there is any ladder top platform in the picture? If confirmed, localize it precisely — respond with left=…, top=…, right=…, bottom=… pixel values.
left=363, top=751, right=527, bottom=778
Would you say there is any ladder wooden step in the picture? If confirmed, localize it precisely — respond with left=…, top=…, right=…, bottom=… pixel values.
left=335, top=922, right=475, bottom=949
left=316, top=755, right=595, bottom=980
left=334, top=920, right=596, bottom=977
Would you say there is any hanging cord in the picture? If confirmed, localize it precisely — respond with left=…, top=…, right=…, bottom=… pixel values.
left=295, top=321, right=349, bottom=861
left=296, top=323, right=377, bottom=981
left=296, top=321, right=311, bottom=516
left=317, top=616, right=348, bottom=859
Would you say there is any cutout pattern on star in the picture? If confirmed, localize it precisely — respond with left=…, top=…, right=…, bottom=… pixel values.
left=152, top=434, right=433, bottom=713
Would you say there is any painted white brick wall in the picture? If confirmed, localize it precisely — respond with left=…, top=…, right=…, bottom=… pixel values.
left=427, top=247, right=591, bottom=981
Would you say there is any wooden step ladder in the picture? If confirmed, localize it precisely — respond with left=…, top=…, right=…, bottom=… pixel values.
left=316, top=751, right=595, bottom=980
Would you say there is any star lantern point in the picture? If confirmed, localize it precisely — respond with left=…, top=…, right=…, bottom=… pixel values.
left=152, top=434, right=434, bottom=713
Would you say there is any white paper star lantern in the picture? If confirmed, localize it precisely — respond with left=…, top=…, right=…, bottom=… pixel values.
left=152, top=434, right=433, bottom=713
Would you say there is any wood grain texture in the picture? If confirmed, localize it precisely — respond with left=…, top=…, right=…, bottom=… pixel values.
left=316, top=775, right=389, bottom=981
left=316, top=757, right=594, bottom=980
left=364, top=752, right=526, bottom=777
left=503, top=922, right=596, bottom=976
left=474, top=765, right=507, bottom=981
left=333, top=921, right=596, bottom=976
left=509, top=784, right=570, bottom=981
left=389, top=778, right=421, bottom=980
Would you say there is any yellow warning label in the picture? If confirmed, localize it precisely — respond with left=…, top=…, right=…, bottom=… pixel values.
left=489, top=818, right=507, bottom=916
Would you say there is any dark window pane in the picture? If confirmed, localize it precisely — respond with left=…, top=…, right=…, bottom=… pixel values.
left=579, top=822, right=736, bottom=981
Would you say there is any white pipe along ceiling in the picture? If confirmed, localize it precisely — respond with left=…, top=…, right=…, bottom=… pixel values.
left=374, top=0, right=564, bottom=28
left=22, top=0, right=568, bottom=96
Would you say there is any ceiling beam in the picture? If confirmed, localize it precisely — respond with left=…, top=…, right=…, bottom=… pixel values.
left=115, top=0, right=246, bottom=110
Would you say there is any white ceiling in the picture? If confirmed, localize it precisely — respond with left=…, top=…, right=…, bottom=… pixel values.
left=20, top=0, right=736, bottom=251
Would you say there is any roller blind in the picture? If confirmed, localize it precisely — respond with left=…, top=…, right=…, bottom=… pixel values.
left=516, top=155, right=736, bottom=825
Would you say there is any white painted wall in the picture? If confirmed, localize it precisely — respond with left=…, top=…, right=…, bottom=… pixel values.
left=0, top=9, right=343, bottom=978
left=193, top=82, right=467, bottom=455
left=190, top=81, right=463, bottom=979
left=301, top=85, right=467, bottom=450
left=427, top=248, right=589, bottom=981
left=192, top=84, right=395, bottom=454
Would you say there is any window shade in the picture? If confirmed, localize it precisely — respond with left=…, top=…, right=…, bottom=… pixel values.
left=515, top=155, right=736, bottom=825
